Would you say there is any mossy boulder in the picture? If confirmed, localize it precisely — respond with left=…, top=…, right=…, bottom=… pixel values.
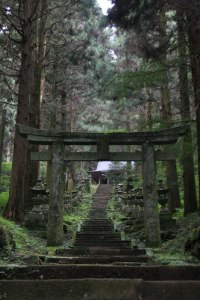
left=185, top=227, right=200, bottom=259
left=0, top=226, right=15, bottom=252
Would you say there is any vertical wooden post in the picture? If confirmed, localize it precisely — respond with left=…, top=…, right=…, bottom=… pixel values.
left=143, top=141, right=160, bottom=247
left=47, top=142, right=65, bottom=246
left=97, top=137, right=109, bottom=161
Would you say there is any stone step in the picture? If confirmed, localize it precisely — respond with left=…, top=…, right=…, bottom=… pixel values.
left=74, top=241, right=131, bottom=245
left=76, top=235, right=121, bottom=240
left=76, top=232, right=120, bottom=237
left=81, top=224, right=114, bottom=231
left=0, top=279, right=141, bottom=300
left=1, top=279, right=200, bottom=300
left=55, top=247, right=145, bottom=256
left=74, top=240, right=131, bottom=245
left=81, top=224, right=114, bottom=228
left=43, top=255, right=149, bottom=264
left=82, top=224, right=113, bottom=228
left=83, top=218, right=112, bottom=222
left=74, top=243, right=131, bottom=248
left=80, top=229, right=114, bottom=233
left=83, top=221, right=113, bottom=224
left=80, top=226, right=114, bottom=230
left=88, top=215, right=108, bottom=218
left=1, top=265, right=200, bottom=280
left=82, top=222, right=113, bottom=226
left=83, top=220, right=113, bottom=223
left=75, top=239, right=123, bottom=244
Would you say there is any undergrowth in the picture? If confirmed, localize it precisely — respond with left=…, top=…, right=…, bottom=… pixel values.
left=0, top=192, right=8, bottom=213
left=153, top=212, right=200, bottom=265
left=0, top=216, right=46, bottom=265
left=0, top=184, right=97, bottom=263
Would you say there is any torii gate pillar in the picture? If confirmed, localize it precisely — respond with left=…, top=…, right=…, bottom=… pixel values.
left=143, top=141, right=161, bottom=247
left=47, top=142, right=65, bottom=246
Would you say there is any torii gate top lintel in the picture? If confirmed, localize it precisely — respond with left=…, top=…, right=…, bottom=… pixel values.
left=16, top=124, right=189, bottom=146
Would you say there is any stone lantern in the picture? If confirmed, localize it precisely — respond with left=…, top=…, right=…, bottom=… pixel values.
left=157, top=179, right=176, bottom=237
left=25, top=179, right=49, bottom=233
left=157, top=179, right=169, bottom=212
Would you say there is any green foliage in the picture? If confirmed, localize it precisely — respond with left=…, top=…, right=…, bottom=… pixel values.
left=108, top=0, right=160, bottom=31
left=0, top=192, right=8, bottom=212
left=0, top=162, right=12, bottom=192
left=0, top=174, right=10, bottom=192
left=106, top=62, right=168, bottom=102
left=39, top=162, right=47, bottom=180
left=63, top=186, right=97, bottom=239
left=156, top=162, right=166, bottom=182
left=173, top=208, right=184, bottom=220
left=0, top=216, right=46, bottom=257
left=107, top=190, right=126, bottom=223
left=2, top=162, right=12, bottom=172
left=153, top=213, right=200, bottom=264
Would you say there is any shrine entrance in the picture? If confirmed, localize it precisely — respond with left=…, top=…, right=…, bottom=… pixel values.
left=17, top=125, right=189, bottom=247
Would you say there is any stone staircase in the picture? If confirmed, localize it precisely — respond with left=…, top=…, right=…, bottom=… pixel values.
left=1, top=184, right=200, bottom=299
left=52, top=184, right=148, bottom=264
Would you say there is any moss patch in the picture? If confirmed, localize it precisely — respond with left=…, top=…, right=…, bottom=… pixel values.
left=0, top=162, right=12, bottom=192
left=0, top=216, right=46, bottom=265
left=153, top=212, right=200, bottom=265
left=0, top=192, right=9, bottom=213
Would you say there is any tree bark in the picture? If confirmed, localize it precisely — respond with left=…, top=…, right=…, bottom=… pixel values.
left=176, top=9, right=197, bottom=215
left=24, top=0, right=48, bottom=210
left=186, top=3, right=200, bottom=206
left=159, top=8, right=180, bottom=211
left=160, top=72, right=181, bottom=211
left=4, top=0, right=35, bottom=221
left=0, top=107, right=6, bottom=185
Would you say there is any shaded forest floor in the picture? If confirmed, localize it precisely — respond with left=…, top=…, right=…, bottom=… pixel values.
left=152, top=212, right=200, bottom=265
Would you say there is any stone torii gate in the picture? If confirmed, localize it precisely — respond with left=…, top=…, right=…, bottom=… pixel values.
left=17, top=125, right=189, bottom=247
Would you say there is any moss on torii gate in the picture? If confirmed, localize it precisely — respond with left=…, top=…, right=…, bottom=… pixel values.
left=16, top=124, right=189, bottom=247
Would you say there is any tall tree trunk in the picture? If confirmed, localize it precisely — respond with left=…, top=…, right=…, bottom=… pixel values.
left=0, top=106, right=6, bottom=186
left=24, top=0, right=48, bottom=210
left=46, top=67, right=58, bottom=189
left=159, top=7, right=180, bottom=212
left=160, top=77, right=181, bottom=211
left=177, top=9, right=197, bottom=215
left=186, top=3, right=200, bottom=206
left=4, top=1, right=35, bottom=221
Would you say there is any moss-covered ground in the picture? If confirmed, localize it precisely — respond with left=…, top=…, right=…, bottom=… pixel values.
left=0, top=216, right=47, bottom=265
left=153, top=212, right=200, bottom=265
left=0, top=182, right=96, bottom=265
left=108, top=191, right=200, bottom=265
